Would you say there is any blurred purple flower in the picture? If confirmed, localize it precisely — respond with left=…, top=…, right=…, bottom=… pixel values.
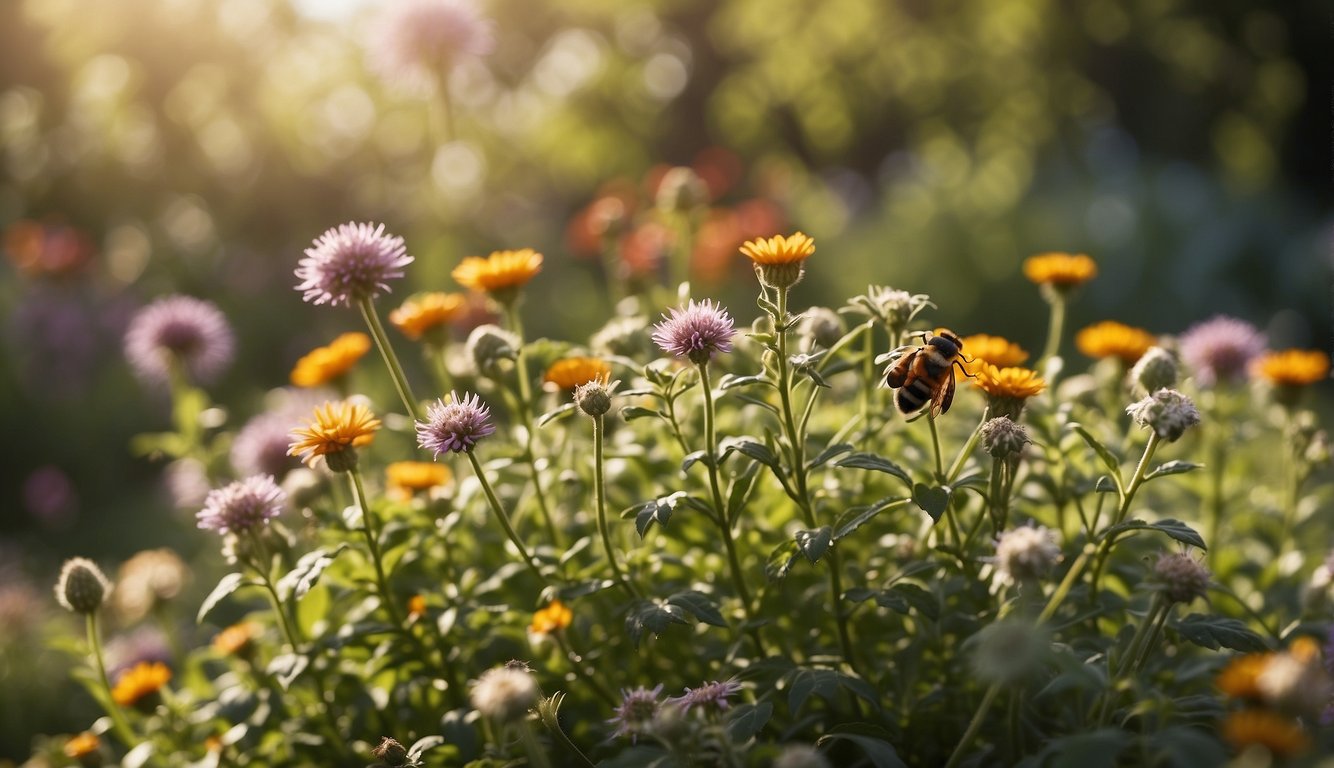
left=21, top=465, right=78, bottom=529
left=417, top=392, right=496, bottom=455
left=9, top=290, right=102, bottom=398
left=668, top=679, right=743, bottom=715
left=231, top=391, right=329, bottom=479
left=1179, top=315, right=1265, bottom=387
left=123, top=295, right=235, bottom=387
left=296, top=222, right=412, bottom=308
left=370, top=0, right=495, bottom=91
left=652, top=299, right=735, bottom=366
left=197, top=475, right=286, bottom=535
left=608, top=684, right=663, bottom=743
left=105, top=625, right=172, bottom=677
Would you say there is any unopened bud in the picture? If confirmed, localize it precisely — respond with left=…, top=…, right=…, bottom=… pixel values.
left=575, top=378, right=612, bottom=416
left=1130, top=346, right=1179, bottom=394
left=371, top=737, right=409, bottom=767
left=55, top=558, right=110, bottom=615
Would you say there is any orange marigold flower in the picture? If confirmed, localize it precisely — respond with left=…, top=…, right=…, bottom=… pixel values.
left=1022, top=252, right=1097, bottom=288
left=739, top=232, right=815, bottom=265
left=1221, top=709, right=1311, bottom=758
left=408, top=594, right=427, bottom=618
left=452, top=249, right=543, bottom=297
left=213, top=621, right=260, bottom=657
left=1075, top=321, right=1156, bottom=364
left=530, top=599, right=573, bottom=635
left=974, top=364, right=1046, bottom=400
left=1217, top=654, right=1271, bottom=700
left=111, top=661, right=171, bottom=708
left=389, top=292, right=465, bottom=341
left=288, top=400, right=381, bottom=466
left=543, top=357, right=612, bottom=391
left=386, top=461, right=451, bottom=501
left=958, top=334, right=1028, bottom=378
left=1252, top=349, right=1330, bottom=387
left=63, top=731, right=100, bottom=760
left=290, top=332, right=371, bottom=388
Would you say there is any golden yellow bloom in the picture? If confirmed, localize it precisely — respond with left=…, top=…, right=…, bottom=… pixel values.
left=739, top=232, right=816, bottom=265
left=205, top=736, right=224, bottom=753
left=1216, top=654, right=1270, bottom=700
left=213, top=621, right=259, bottom=657
left=958, top=334, right=1028, bottom=378
left=386, top=461, right=451, bottom=501
left=1022, top=252, right=1097, bottom=288
left=543, top=357, right=613, bottom=391
left=389, top=292, right=465, bottom=341
left=63, top=732, right=100, bottom=760
left=1075, top=321, right=1156, bottom=364
left=1252, top=349, right=1330, bottom=387
left=408, top=594, right=427, bottom=618
left=530, top=599, right=573, bottom=635
left=974, top=364, right=1046, bottom=399
left=452, top=249, right=543, bottom=295
left=288, top=400, right=381, bottom=466
left=1221, top=710, right=1310, bottom=758
left=111, top=661, right=171, bottom=708
left=290, top=332, right=372, bottom=388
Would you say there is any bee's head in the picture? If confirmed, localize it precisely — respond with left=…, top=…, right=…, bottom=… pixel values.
left=929, top=330, right=961, bottom=356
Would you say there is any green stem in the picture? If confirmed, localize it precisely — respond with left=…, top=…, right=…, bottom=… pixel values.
left=943, top=683, right=1002, bottom=768
left=946, top=407, right=991, bottom=483
left=503, top=302, right=562, bottom=548
left=1089, top=432, right=1162, bottom=596
left=87, top=613, right=139, bottom=749
left=427, top=343, right=452, bottom=396
left=468, top=451, right=549, bottom=587
left=540, top=701, right=599, bottom=768
left=1038, top=293, right=1066, bottom=368
left=349, top=468, right=405, bottom=627
left=593, top=414, right=638, bottom=597
left=927, top=412, right=946, bottom=483
left=358, top=296, right=420, bottom=420
left=518, top=721, right=553, bottom=768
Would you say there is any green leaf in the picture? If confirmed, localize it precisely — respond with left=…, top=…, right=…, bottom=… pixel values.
left=808, top=442, right=854, bottom=469
left=911, top=483, right=950, bottom=523
left=635, top=491, right=689, bottom=538
left=1145, top=460, right=1205, bottom=480
left=680, top=450, right=709, bottom=473
left=266, top=652, right=310, bottom=690
left=834, top=497, right=908, bottom=541
left=727, top=700, right=774, bottom=741
left=198, top=573, right=247, bottom=624
left=1104, top=519, right=1206, bottom=551
left=732, top=393, right=781, bottom=415
left=536, top=402, right=577, bottom=427
left=765, top=540, right=801, bottom=582
left=277, top=545, right=348, bottom=601
left=719, top=437, right=780, bottom=468
left=725, top=461, right=763, bottom=523
left=816, top=727, right=907, bottom=768
left=1070, top=423, right=1123, bottom=488
left=845, top=584, right=938, bottom=620
left=784, top=668, right=841, bottom=714
left=1174, top=614, right=1267, bottom=653
left=795, top=526, right=833, bottom=564
left=666, top=590, right=727, bottom=627
left=408, top=735, right=447, bottom=760
left=835, top=452, right=912, bottom=487
left=625, top=599, right=691, bottom=646
left=719, top=373, right=774, bottom=390
left=1032, top=728, right=1132, bottom=768
left=620, top=405, right=663, bottom=422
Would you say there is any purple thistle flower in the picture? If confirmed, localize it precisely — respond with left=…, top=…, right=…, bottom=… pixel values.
left=651, top=299, right=735, bottom=366
left=369, top=0, right=495, bottom=93
left=1179, top=315, right=1265, bottom=387
left=668, top=679, right=743, bottom=715
left=197, top=475, right=286, bottom=535
left=607, top=684, right=663, bottom=743
left=417, top=391, right=496, bottom=455
left=105, top=625, right=173, bottom=678
left=231, top=391, right=329, bottom=480
left=295, top=222, right=413, bottom=308
left=123, top=295, right=235, bottom=386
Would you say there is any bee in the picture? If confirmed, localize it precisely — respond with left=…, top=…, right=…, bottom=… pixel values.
left=883, top=329, right=971, bottom=416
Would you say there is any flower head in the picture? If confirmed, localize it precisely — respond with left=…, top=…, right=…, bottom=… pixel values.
left=1126, top=388, right=1200, bottom=443
left=452, top=249, right=543, bottom=301
left=958, top=334, right=1028, bottom=378
left=113, top=549, right=188, bottom=623
left=471, top=664, right=540, bottom=723
left=213, top=621, right=260, bottom=658
left=288, top=401, right=382, bottom=469
left=371, top=736, right=410, bottom=767
left=980, top=416, right=1031, bottom=459
left=740, top=232, right=815, bottom=289
left=530, top=600, right=573, bottom=635
left=1179, top=315, right=1265, bottom=387
left=846, top=286, right=933, bottom=333
left=608, top=684, right=664, bottom=743
left=369, top=0, right=495, bottom=92
left=1022, top=252, right=1097, bottom=291
left=197, top=475, right=286, bottom=535
left=668, top=679, right=743, bottom=715
left=1152, top=551, right=1210, bottom=604
left=573, top=375, right=614, bottom=417
left=55, top=557, right=111, bottom=615
left=63, top=731, right=101, bottom=763
left=543, top=357, right=612, bottom=391
left=797, top=307, right=845, bottom=352
left=290, top=332, right=372, bottom=387
left=123, top=295, right=235, bottom=387
left=386, top=461, right=451, bottom=501
left=993, top=525, right=1061, bottom=584
left=1221, top=710, right=1311, bottom=758
left=1075, top=321, right=1156, bottom=364
left=296, top=222, right=412, bottom=308
left=389, top=292, right=465, bottom=343
left=111, top=661, right=171, bottom=708
left=105, top=625, right=172, bottom=677
left=232, top=414, right=301, bottom=480
left=1129, top=346, right=1179, bottom=395
left=1252, top=349, right=1330, bottom=388
left=974, top=364, right=1046, bottom=420
left=652, top=299, right=735, bottom=366
left=416, top=392, right=496, bottom=455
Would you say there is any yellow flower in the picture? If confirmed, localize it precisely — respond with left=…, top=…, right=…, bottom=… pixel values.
left=1252, top=349, right=1330, bottom=387
left=290, top=332, right=372, bottom=388
left=452, top=249, right=543, bottom=297
left=1216, top=654, right=1270, bottom=700
left=974, top=364, right=1047, bottom=400
left=389, top=292, right=465, bottom=341
left=63, top=732, right=100, bottom=760
left=111, top=661, right=171, bottom=708
left=1075, top=321, right=1156, bottom=364
left=1221, top=710, right=1310, bottom=758
left=288, top=400, right=381, bottom=466
left=739, top=232, right=816, bottom=265
left=386, top=461, right=451, bottom=501
left=958, top=334, right=1028, bottom=378
left=408, top=594, right=427, bottom=618
left=1022, top=252, right=1097, bottom=288
left=530, top=599, right=573, bottom=635
left=543, top=357, right=613, bottom=391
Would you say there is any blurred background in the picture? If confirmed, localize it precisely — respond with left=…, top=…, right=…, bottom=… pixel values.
left=0, top=0, right=1329, bottom=757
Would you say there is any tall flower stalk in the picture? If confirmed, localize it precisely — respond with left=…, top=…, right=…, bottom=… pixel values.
left=577, top=377, right=640, bottom=597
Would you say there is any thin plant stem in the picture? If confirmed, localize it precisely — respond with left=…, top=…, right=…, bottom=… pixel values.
left=1089, top=432, right=1163, bottom=595
left=349, top=468, right=405, bottom=627
left=540, top=700, right=599, bottom=768
left=467, top=451, right=549, bottom=587
left=358, top=296, right=420, bottom=420
left=86, top=613, right=139, bottom=749
left=927, top=412, right=946, bottom=483
left=518, top=722, right=553, bottom=768
left=427, top=343, right=452, bottom=396
left=1038, top=293, right=1066, bottom=370
left=946, top=407, right=991, bottom=483
left=503, top=301, right=562, bottom=548
left=593, top=413, right=639, bottom=597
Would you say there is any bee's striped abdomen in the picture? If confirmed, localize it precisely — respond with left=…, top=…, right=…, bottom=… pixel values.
left=895, top=376, right=935, bottom=413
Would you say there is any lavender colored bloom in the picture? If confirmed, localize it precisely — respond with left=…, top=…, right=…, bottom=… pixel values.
left=608, top=684, right=663, bottom=743
left=417, top=391, right=496, bottom=455
left=197, top=475, right=286, bottom=535
left=231, top=392, right=327, bottom=479
left=651, top=299, right=736, bottom=365
left=295, top=222, right=412, bottom=308
left=1179, top=315, right=1265, bottom=387
left=123, top=295, right=235, bottom=386
left=105, top=625, right=173, bottom=677
left=668, top=679, right=743, bottom=715
left=370, top=0, right=495, bottom=92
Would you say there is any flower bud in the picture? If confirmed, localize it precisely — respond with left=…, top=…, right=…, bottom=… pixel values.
left=466, top=324, right=520, bottom=375
left=993, top=525, right=1060, bottom=584
left=655, top=167, right=708, bottom=214
left=574, top=378, right=612, bottom=417
left=55, top=557, right=111, bottom=614
left=798, top=307, right=845, bottom=352
left=371, top=737, right=409, bottom=767
left=980, top=417, right=1031, bottom=459
left=1126, top=388, right=1200, bottom=443
left=1152, top=552, right=1210, bottom=605
left=1129, top=346, right=1179, bottom=395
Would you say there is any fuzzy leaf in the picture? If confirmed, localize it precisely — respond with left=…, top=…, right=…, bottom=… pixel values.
left=680, top=450, right=709, bottom=473
left=266, top=653, right=310, bottom=689
left=666, top=590, right=727, bottom=627
left=1104, top=519, right=1207, bottom=551
left=785, top=668, right=842, bottom=714
left=725, top=461, right=763, bottom=523
left=198, top=573, right=247, bottom=624
left=277, top=545, right=347, bottom=601
left=719, top=373, right=774, bottom=390
left=795, top=526, right=833, bottom=564
left=535, top=402, right=578, bottom=427
left=835, top=452, right=912, bottom=486
left=408, top=736, right=447, bottom=760
left=1175, top=614, right=1267, bottom=652
left=911, top=483, right=951, bottom=523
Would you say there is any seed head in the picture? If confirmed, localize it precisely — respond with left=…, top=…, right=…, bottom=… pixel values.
left=1152, top=552, right=1210, bottom=605
left=55, top=558, right=111, bottom=614
left=980, top=416, right=1031, bottom=459
left=466, top=324, right=520, bottom=376
left=993, top=525, right=1061, bottom=584
left=471, top=665, right=540, bottom=723
left=1126, top=388, right=1201, bottom=443
left=371, top=737, right=410, bottom=767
